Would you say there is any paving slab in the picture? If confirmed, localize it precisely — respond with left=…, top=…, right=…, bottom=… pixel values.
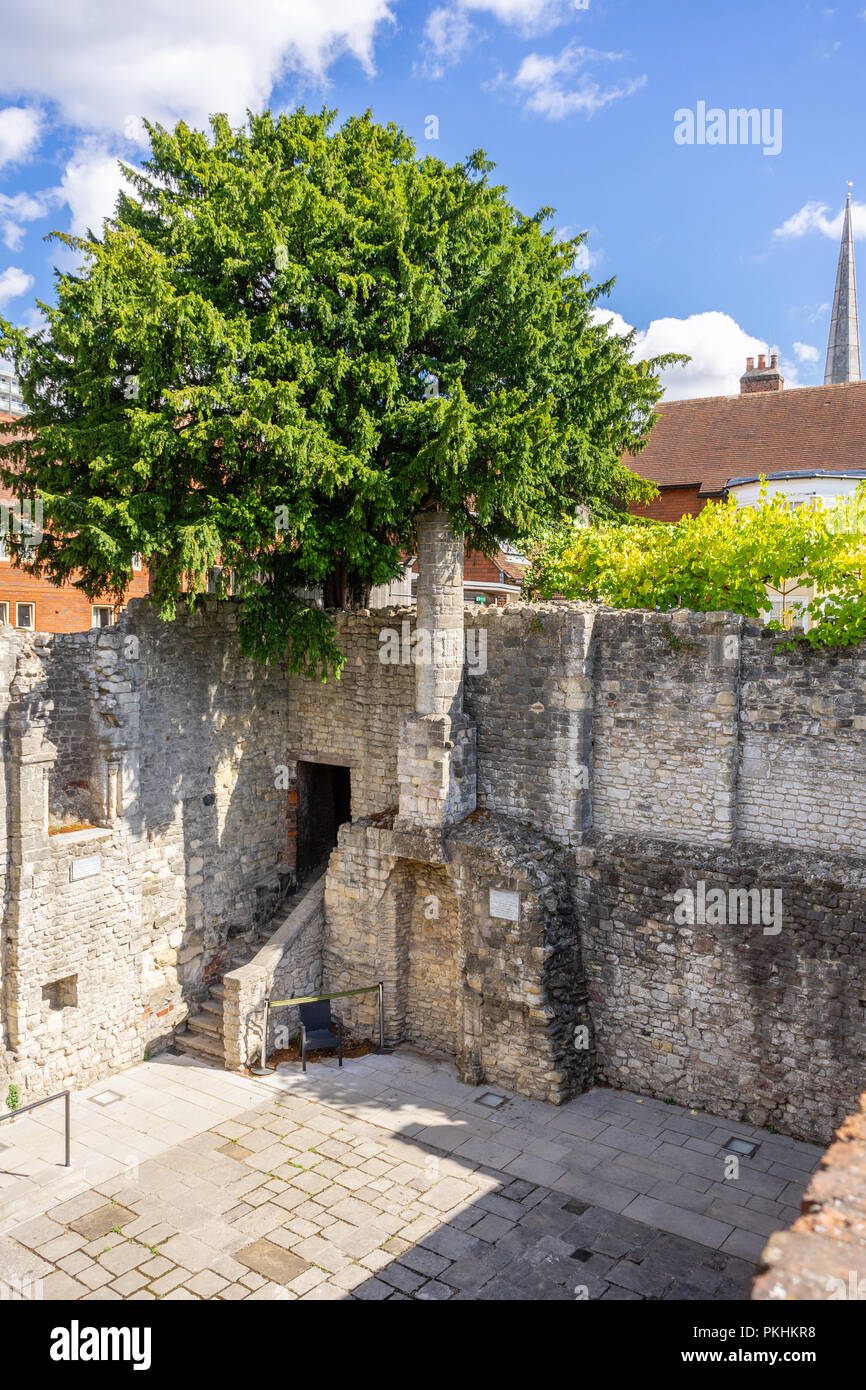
left=233, top=1238, right=312, bottom=1285
left=0, top=1048, right=821, bottom=1302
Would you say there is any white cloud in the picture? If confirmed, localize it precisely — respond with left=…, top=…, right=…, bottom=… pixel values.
left=0, top=266, right=35, bottom=308
left=461, top=0, right=564, bottom=25
left=594, top=308, right=772, bottom=400
left=58, top=144, right=137, bottom=239
left=420, top=7, right=474, bottom=79
left=593, top=308, right=632, bottom=339
left=419, top=0, right=578, bottom=79
left=0, top=1, right=395, bottom=133
left=793, top=341, right=820, bottom=364
left=0, top=190, right=54, bottom=250
left=774, top=198, right=866, bottom=240
left=553, top=224, right=601, bottom=271
left=0, top=107, right=42, bottom=168
left=511, top=44, right=646, bottom=119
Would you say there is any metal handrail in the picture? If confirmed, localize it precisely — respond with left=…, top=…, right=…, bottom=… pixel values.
left=0, top=1089, right=71, bottom=1167
left=257, top=982, right=384, bottom=1072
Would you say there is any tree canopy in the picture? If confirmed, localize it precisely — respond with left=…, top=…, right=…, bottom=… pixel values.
left=0, top=107, right=671, bottom=676
left=525, top=482, right=866, bottom=650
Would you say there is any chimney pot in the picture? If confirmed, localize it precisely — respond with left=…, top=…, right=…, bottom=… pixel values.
left=770, top=353, right=778, bottom=369
left=758, top=354, right=767, bottom=370
left=746, top=357, right=755, bottom=372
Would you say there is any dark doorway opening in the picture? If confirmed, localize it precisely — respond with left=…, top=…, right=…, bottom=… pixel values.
left=296, top=761, right=351, bottom=881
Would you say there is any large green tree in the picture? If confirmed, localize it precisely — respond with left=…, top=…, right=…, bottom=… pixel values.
left=0, top=108, right=670, bottom=676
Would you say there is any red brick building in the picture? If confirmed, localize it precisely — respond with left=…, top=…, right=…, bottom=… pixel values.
left=0, top=412, right=150, bottom=632
left=627, top=359, right=866, bottom=523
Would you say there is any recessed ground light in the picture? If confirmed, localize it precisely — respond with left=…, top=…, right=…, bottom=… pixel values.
left=570, top=1247, right=593, bottom=1263
left=724, top=1136, right=759, bottom=1158
left=91, top=1090, right=124, bottom=1107
left=564, top=1198, right=589, bottom=1216
left=477, top=1092, right=507, bottom=1109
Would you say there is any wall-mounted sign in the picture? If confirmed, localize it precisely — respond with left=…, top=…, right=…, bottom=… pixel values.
left=70, top=856, right=100, bottom=882
left=489, top=888, right=520, bottom=922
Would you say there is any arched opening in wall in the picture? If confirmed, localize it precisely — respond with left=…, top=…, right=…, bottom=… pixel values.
left=296, top=760, right=351, bottom=883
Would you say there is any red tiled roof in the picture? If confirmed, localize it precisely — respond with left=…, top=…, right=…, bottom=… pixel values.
left=627, top=381, right=866, bottom=497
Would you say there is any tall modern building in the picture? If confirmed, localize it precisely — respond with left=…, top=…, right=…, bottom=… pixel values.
left=0, top=369, right=26, bottom=416
left=824, top=186, right=861, bottom=385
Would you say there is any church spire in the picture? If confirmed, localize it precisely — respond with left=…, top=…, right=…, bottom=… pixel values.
left=824, top=184, right=861, bottom=385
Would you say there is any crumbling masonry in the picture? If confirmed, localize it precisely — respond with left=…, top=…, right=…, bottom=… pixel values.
left=0, top=515, right=864, bottom=1150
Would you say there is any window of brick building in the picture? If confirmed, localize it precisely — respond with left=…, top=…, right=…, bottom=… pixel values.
left=16, top=602, right=34, bottom=629
left=0, top=602, right=8, bottom=625
left=91, top=606, right=114, bottom=628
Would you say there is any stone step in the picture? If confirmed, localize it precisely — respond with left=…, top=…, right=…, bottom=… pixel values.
left=175, top=1030, right=224, bottom=1061
left=200, top=997, right=223, bottom=1018
left=209, top=984, right=225, bottom=1000
left=187, top=1011, right=222, bottom=1038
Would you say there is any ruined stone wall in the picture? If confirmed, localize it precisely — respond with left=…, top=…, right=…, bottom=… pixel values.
left=0, top=632, right=19, bottom=1056
left=404, top=861, right=458, bottom=1055
left=132, top=600, right=290, bottom=994
left=589, top=609, right=742, bottom=846
left=323, top=812, right=594, bottom=1104
left=44, top=637, right=104, bottom=827
left=738, top=631, right=866, bottom=856
left=0, top=596, right=864, bottom=1135
left=282, top=604, right=866, bottom=862
left=285, top=609, right=414, bottom=820
left=0, top=600, right=292, bottom=1099
left=463, top=604, right=593, bottom=846
left=574, top=832, right=866, bottom=1143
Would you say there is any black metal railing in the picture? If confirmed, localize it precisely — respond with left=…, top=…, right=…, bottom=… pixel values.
left=0, top=1090, right=71, bottom=1167
left=257, top=983, right=384, bottom=1072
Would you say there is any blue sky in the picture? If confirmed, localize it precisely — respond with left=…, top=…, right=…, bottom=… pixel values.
left=1, top=0, right=865, bottom=398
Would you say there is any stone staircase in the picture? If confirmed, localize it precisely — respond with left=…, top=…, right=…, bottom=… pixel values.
left=175, top=904, right=288, bottom=1064
left=174, top=869, right=322, bottom=1065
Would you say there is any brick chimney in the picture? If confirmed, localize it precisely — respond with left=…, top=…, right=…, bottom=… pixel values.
left=740, top=352, right=784, bottom=395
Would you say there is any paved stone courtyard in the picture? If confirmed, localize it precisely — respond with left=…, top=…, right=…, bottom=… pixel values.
left=0, top=1049, right=823, bottom=1301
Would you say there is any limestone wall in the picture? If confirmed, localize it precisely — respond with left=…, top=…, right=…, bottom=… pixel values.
left=574, top=832, right=866, bottom=1143
left=463, top=604, right=593, bottom=845
left=285, top=610, right=414, bottom=819
left=0, top=600, right=291, bottom=1099
left=589, top=609, right=742, bottom=846
left=738, top=632, right=866, bottom=856
left=322, top=813, right=594, bottom=1105
left=0, top=595, right=864, bottom=1137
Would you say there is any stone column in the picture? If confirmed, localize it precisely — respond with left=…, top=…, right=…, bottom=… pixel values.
left=395, top=510, right=477, bottom=830
left=5, top=690, right=55, bottom=1051
left=414, top=511, right=465, bottom=719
